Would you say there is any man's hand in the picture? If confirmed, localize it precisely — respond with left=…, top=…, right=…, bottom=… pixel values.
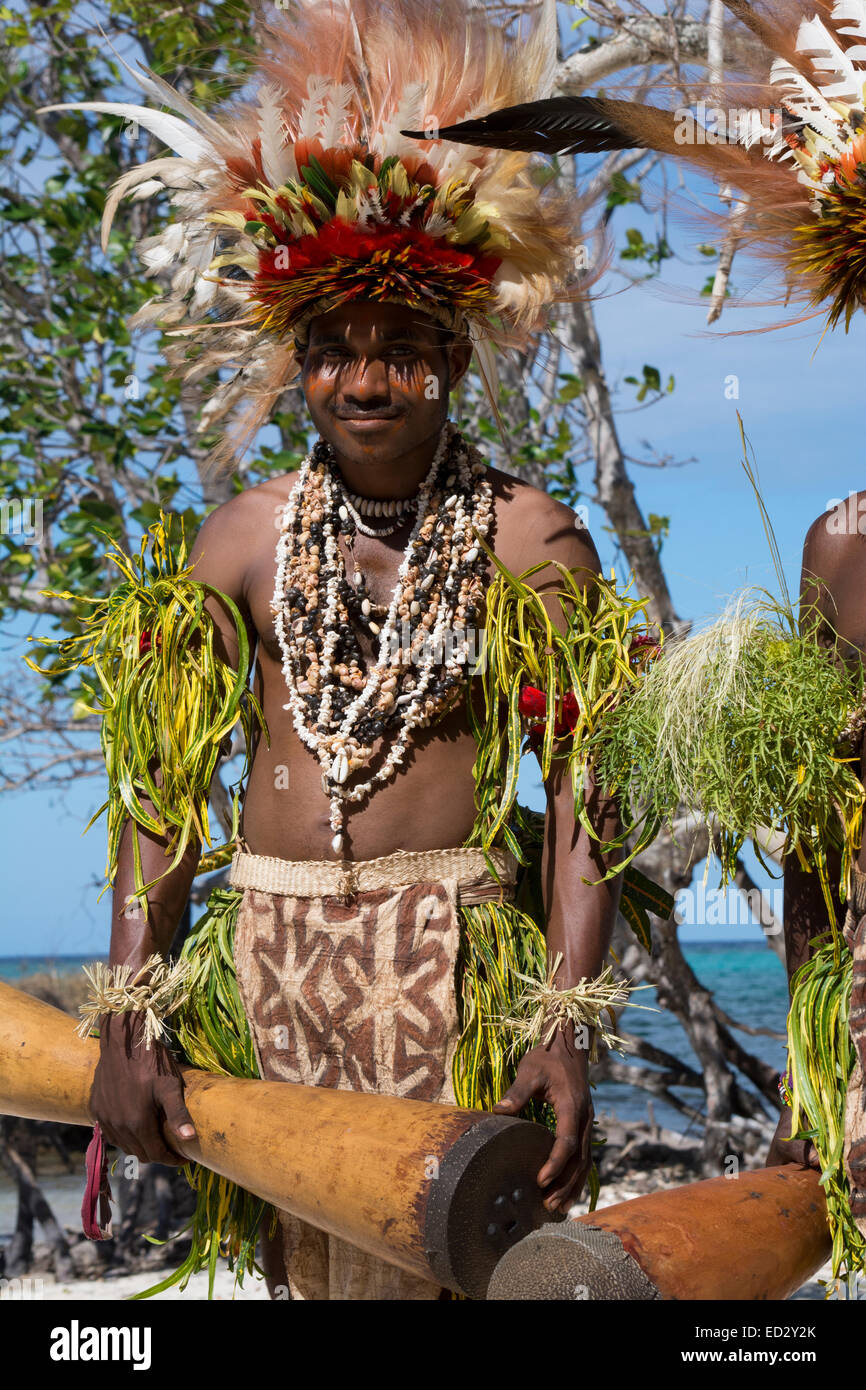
left=89, top=1012, right=197, bottom=1167
left=492, top=1030, right=592, bottom=1212
left=766, top=1106, right=820, bottom=1170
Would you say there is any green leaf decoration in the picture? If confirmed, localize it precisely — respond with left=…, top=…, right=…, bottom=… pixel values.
left=132, top=888, right=272, bottom=1299
left=786, top=939, right=864, bottom=1285
left=25, top=511, right=268, bottom=916
left=301, top=155, right=339, bottom=212
left=466, top=532, right=658, bottom=882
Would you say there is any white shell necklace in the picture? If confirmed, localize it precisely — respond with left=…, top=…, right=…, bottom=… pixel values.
left=272, top=420, right=494, bottom=857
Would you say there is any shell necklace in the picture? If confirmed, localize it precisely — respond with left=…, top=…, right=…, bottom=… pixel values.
left=272, top=420, right=493, bottom=854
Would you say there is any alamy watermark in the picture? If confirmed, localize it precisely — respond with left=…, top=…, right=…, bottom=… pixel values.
left=825, top=491, right=866, bottom=535
left=674, top=883, right=782, bottom=934
left=0, top=496, right=43, bottom=544
left=673, top=101, right=781, bottom=146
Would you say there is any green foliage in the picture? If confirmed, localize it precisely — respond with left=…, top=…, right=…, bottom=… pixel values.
left=701, top=274, right=731, bottom=298
left=620, top=227, right=673, bottom=271
left=592, top=592, right=866, bottom=908
left=786, top=940, right=863, bottom=1286
left=455, top=897, right=551, bottom=1124
left=604, top=511, right=670, bottom=556
left=136, top=886, right=273, bottom=1298
left=466, top=537, right=660, bottom=873
left=623, top=365, right=675, bottom=402
left=606, top=172, right=642, bottom=210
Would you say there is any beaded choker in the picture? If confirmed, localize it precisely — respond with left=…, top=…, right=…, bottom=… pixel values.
left=272, top=421, right=493, bottom=854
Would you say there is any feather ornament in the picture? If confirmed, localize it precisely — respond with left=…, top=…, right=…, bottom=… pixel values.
left=317, top=83, right=354, bottom=150
left=258, top=84, right=297, bottom=189
left=39, top=101, right=215, bottom=163
left=420, top=0, right=866, bottom=332
left=38, top=0, right=585, bottom=473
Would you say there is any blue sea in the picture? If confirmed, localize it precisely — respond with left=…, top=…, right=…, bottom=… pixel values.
left=592, top=942, right=789, bottom=1132
left=0, top=944, right=789, bottom=1133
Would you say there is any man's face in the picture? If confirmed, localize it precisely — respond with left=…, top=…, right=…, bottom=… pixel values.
left=295, top=300, right=472, bottom=469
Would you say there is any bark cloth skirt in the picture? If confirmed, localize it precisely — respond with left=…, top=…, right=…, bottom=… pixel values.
left=178, top=840, right=539, bottom=1300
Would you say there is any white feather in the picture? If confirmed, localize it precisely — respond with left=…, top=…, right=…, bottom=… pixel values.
left=738, top=108, right=774, bottom=149
left=424, top=211, right=452, bottom=237
left=298, top=76, right=331, bottom=140
left=191, top=273, right=219, bottom=311
left=376, top=82, right=427, bottom=157
left=318, top=83, right=354, bottom=148
left=491, top=259, right=524, bottom=311
left=830, top=0, right=866, bottom=44
left=533, top=0, right=559, bottom=101
left=129, top=178, right=165, bottom=201
left=258, top=84, right=297, bottom=187
left=95, top=25, right=227, bottom=146
left=38, top=102, right=215, bottom=163
left=768, top=61, right=848, bottom=149
left=472, top=335, right=505, bottom=440
left=356, top=185, right=387, bottom=226
left=796, top=16, right=866, bottom=101
left=140, top=242, right=182, bottom=274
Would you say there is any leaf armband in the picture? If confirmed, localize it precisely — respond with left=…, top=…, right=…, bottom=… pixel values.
left=26, top=512, right=267, bottom=915
left=466, top=535, right=660, bottom=872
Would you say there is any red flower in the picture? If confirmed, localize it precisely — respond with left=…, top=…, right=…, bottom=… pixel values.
left=518, top=685, right=547, bottom=718
left=138, top=628, right=162, bottom=658
left=557, top=692, right=580, bottom=734
left=629, top=631, right=660, bottom=665
left=520, top=685, right=580, bottom=743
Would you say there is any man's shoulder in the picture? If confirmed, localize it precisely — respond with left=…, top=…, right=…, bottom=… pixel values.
left=189, top=472, right=298, bottom=594
left=199, top=472, right=296, bottom=533
left=486, top=467, right=599, bottom=580
left=802, top=493, right=866, bottom=583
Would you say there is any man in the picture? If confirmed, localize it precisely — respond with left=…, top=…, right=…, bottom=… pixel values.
left=57, top=0, right=637, bottom=1298
left=88, top=299, right=623, bottom=1299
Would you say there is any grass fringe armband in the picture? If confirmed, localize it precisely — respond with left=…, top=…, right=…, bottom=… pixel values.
left=591, top=590, right=866, bottom=915
left=77, top=954, right=192, bottom=1050
left=25, top=511, right=268, bottom=917
left=495, top=952, right=653, bottom=1064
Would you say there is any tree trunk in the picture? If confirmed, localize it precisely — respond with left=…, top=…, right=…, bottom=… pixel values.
left=0, top=1123, right=73, bottom=1279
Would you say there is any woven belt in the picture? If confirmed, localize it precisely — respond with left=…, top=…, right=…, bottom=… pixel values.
left=228, top=844, right=517, bottom=904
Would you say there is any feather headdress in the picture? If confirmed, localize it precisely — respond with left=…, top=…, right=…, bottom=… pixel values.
left=414, top=0, right=866, bottom=332
left=40, top=0, right=583, bottom=470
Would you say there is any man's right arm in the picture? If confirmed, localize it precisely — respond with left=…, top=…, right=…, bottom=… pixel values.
left=90, top=499, right=256, bottom=1165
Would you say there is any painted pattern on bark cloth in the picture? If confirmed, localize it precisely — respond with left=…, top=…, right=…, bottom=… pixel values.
left=233, top=877, right=461, bottom=1102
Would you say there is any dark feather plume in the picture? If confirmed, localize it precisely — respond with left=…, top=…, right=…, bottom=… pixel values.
left=402, top=92, right=761, bottom=173
left=402, top=96, right=646, bottom=156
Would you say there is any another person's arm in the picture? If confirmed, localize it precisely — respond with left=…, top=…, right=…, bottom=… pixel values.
left=768, top=510, right=860, bottom=1168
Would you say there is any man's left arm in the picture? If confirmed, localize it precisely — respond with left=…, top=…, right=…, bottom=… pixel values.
left=491, top=495, right=624, bottom=1212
